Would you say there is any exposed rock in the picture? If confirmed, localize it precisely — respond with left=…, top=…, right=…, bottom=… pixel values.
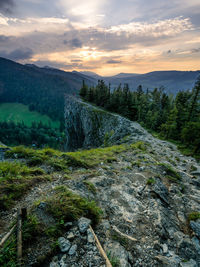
left=64, top=96, right=145, bottom=151
left=104, top=241, right=131, bottom=267
left=151, top=179, right=169, bottom=205
left=190, top=220, right=200, bottom=238
left=68, top=244, right=77, bottom=256
left=67, top=232, right=75, bottom=240
left=180, top=259, right=198, bottom=267
left=58, top=237, right=71, bottom=253
left=78, top=217, right=91, bottom=233
left=87, top=229, right=95, bottom=243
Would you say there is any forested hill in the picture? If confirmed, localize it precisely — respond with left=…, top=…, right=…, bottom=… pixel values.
left=0, top=57, right=95, bottom=121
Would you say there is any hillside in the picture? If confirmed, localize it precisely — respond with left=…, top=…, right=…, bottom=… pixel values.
left=0, top=102, right=200, bottom=266
left=0, top=57, right=95, bottom=122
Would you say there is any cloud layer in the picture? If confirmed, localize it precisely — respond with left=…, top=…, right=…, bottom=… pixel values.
left=0, top=0, right=199, bottom=75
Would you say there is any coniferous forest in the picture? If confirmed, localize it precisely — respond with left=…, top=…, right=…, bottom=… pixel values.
left=80, top=78, right=200, bottom=157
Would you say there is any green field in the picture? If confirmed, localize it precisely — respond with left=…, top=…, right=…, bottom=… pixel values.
left=0, top=103, right=60, bottom=128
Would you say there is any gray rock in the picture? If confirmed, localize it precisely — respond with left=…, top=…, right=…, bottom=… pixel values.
left=68, top=244, right=77, bottom=256
left=65, top=96, right=145, bottom=151
left=59, top=254, right=67, bottom=267
left=152, top=180, right=169, bottom=205
left=87, top=229, right=95, bottom=243
left=67, top=232, right=75, bottom=240
left=190, top=220, right=200, bottom=238
left=180, top=259, right=198, bottom=267
left=191, top=171, right=200, bottom=176
left=58, top=237, right=71, bottom=252
left=178, top=237, right=200, bottom=261
left=162, top=243, right=168, bottom=254
left=78, top=217, right=91, bottom=233
left=50, top=262, right=60, bottom=267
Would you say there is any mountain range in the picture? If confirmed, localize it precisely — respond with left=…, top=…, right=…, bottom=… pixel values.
left=81, top=70, right=200, bottom=94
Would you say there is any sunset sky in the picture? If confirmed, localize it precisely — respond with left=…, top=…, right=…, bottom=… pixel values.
left=0, top=0, right=200, bottom=75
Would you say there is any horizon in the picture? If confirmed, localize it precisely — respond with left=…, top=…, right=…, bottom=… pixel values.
left=0, top=0, right=200, bottom=75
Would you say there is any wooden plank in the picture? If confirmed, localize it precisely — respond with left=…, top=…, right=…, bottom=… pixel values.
left=89, top=225, right=112, bottom=267
left=0, top=225, right=16, bottom=248
left=17, top=208, right=22, bottom=266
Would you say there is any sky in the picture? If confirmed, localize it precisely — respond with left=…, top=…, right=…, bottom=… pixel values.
left=0, top=0, right=200, bottom=75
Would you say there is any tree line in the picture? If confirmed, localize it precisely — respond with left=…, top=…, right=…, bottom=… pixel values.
left=80, top=78, right=200, bottom=156
left=0, top=121, right=66, bottom=149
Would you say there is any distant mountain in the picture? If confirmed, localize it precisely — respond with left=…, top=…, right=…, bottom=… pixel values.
left=79, top=71, right=102, bottom=79
left=107, top=73, right=141, bottom=79
left=104, top=70, right=200, bottom=93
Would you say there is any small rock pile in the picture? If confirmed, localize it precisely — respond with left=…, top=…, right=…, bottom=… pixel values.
left=50, top=217, right=106, bottom=267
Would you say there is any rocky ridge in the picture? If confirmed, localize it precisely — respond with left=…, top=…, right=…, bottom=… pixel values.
left=0, top=99, right=200, bottom=266
left=64, top=96, right=144, bottom=151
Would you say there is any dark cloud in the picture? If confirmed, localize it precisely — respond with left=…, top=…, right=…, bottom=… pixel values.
left=71, top=59, right=82, bottom=62
left=70, top=38, right=82, bottom=48
left=191, top=48, right=200, bottom=53
left=0, top=0, right=14, bottom=14
left=0, top=48, right=33, bottom=60
left=0, top=35, right=10, bottom=42
left=106, top=60, right=122, bottom=64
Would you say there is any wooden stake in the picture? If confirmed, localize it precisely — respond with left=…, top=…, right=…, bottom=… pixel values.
left=89, top=225, right=112, bottom=267
left=21, top=208, right=27, bottom=221
left=17, top=208, right=22, bottom=266
left=0, top=225, right=16, bottom=248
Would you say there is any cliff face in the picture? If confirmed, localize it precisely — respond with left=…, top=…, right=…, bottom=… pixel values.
left=64, top=96, right=145, bottom=151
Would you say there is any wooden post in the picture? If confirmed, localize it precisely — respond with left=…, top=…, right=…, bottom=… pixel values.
left=89, top=226, right=112, bottom=267
left=21, top=208, right=27, bottom=221
left=17, top=208, right=22, bottom=266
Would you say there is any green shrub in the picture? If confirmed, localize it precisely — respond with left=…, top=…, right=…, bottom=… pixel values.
left=46, top=186, right=102, bottom=225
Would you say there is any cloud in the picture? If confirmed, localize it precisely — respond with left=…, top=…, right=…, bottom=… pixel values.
left=106, top=17, right=193, bottom=37
left=0, top=47, right=33, bottom=60
left=0, top=35, right=10, bottom=42
left=0, top=0, right=14, bottom=14
left=106, top=59, right=122, bottom=64
left=70, top=38, right=82, bottom=48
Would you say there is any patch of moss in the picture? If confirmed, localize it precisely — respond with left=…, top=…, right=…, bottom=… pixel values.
left=83, top=180, right=97, bottom=194
left=46, top=185, right=102, bottom=225
left=188, top=212, right=200, bottom=221
left=159, top=163, right=181, bottom=183
left=146, top=178, right=156, bottom=185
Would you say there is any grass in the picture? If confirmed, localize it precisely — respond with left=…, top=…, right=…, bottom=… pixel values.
left=188, top=212, right=200, bottom=221
left=0, top=214, right=43, bottom=267
left=2, top=141, right=146, bottom=210
left=107, top=251, right=120, bottom=267
left=6, top=141, right=146, bottom=169
left=159, top=163, right=181, bottom=183
left=146, top=178, right=156, bottom=185
left=83, top=180, right=97, bottom=194
left=0, top=161, right=49, bottom=210
left=46, top=185, right=102, bottom=225
left=0, top=103, right=60, bottom=128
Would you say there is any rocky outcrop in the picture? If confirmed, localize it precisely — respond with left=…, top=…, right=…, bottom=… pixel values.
left=64, top=96, right=146, bottom=151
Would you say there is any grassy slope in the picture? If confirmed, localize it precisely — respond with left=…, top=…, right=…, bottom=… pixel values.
left=0, top=103, right=60, bottom=128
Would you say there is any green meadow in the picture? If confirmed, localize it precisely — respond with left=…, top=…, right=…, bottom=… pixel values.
left=0, top=103, right=60, bottom=128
